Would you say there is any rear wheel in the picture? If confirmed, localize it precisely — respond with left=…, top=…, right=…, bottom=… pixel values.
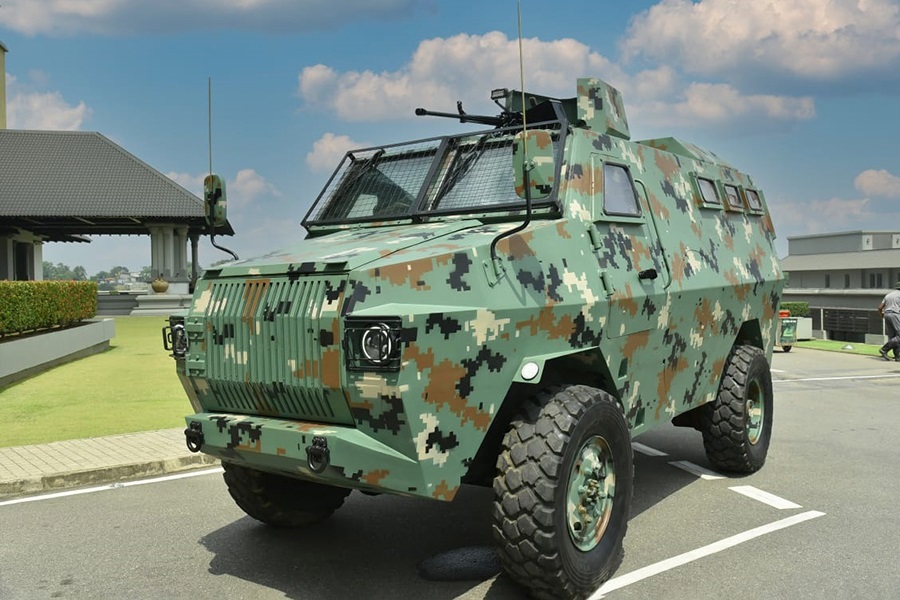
left=492, top=385, right=633, bottom=599
left=222, top=462, right=350, bottom=527
left=701, top=345, right=773, bottom=473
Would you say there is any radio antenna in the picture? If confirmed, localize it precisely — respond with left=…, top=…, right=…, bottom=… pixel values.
left=488, top=0, right=533, bottom=273
left=204, top=76, right=239, bottom=262
left=208, top=77, right=213, bottom=176
left=517, top=0, right=527, bottom=139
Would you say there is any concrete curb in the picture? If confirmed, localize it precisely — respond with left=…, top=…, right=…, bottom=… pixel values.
left=0, top=454, right=220, bottom=500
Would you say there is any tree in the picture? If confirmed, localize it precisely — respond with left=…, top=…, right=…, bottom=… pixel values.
left=42, top=261, right=87, bottom=280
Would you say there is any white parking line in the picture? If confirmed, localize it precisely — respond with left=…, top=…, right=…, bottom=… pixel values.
left=774, top=374, right=900, bottom=383
left=631, top=443, right=668, bottom=457
left=669, top=461, right=725, bottom=480
left=729, top=485, right=802, bottom=509
left=0, top=467, right=224, bottom=507
left=589, top=510, right=826, bottom=598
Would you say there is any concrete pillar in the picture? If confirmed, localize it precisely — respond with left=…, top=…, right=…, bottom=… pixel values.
left=148, top=224, right=191, bottom=294
left=162, top=227, right=174, bottom=279
left=174, top=226, right=189, bottom=281
left=32, top=242, right=43, bottom=281
left=190, top=233, right=200, bottom=292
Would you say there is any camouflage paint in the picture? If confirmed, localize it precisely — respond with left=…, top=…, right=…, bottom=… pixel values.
left=171, top=78, right=784, bottom=502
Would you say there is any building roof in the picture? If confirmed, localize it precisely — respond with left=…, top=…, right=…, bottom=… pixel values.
left=787, top=230, right=899, bottom=241
left=781, top=248, right=900, bottom=271
left=0, top=129, right=232, bottom=240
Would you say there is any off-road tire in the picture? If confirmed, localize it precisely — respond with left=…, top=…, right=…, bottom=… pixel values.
left=492, top=385, right=633, bottom=599
left=701, top=344, right=773, bottom=473
left=222, top=462, right=351, bottom=527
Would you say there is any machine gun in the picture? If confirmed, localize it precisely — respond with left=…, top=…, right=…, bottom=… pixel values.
left=415, top=100, right=522, bottom=129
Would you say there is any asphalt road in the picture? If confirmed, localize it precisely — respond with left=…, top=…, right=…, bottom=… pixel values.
left=2, top=347, right=899, bottom=600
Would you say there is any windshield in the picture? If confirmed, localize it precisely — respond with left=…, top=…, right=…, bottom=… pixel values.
left=304, top=124, right=561, bottom=226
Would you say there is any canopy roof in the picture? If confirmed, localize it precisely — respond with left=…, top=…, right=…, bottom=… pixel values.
left=0, top=129, right=233, bottom=242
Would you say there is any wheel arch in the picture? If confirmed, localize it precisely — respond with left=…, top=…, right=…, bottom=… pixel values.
left=463, top=347, right=622, bottom=486
left=735, top=318, right=764, bottom=351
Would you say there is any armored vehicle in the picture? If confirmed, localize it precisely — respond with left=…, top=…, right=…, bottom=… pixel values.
left=165, top=77, right=784, bottom=599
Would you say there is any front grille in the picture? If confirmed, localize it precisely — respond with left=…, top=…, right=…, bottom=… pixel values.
left=198, top=275, right=350, bottom=423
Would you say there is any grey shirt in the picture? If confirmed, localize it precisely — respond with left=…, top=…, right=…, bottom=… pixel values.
left=881, top=290, right=900, bottom=314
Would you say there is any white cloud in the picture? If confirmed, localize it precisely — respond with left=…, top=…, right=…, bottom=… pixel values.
left=166, top=172, right=205, bottom=197
left=622, top=0, right=900, bottom=83
left=633, top=83, right=815, bottom=129
left=298, top=32, right=815, bottom=130
left=854, top=169, right=900, bottom=199
left=299, top=32, right=624, bottom=122
left=306, top=133, right=370, bottom=172
left=231, top=168, right=281, bottom=202
left=771, top=196, right=876, bottom=239
left=0, top=0, right=427, bottom=35
left=6, top=73, right=91, bottom=130
left=165, top=169, right=279, bottom=209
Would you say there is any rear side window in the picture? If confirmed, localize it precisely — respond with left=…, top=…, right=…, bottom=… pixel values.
left=603, top=163, right=640, bottom=216
left=698, top=177, right=720, bottom=204
left=745, top=189, right=763, bottom=211
left=724, top=184, right=743, bottom=210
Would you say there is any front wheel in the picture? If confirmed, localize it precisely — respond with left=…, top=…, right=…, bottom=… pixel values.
left=492, top=385, right=633, bottom=599
left=222, top=462, right=351, bottom=527
left=701, top=345, right=774, bottom=473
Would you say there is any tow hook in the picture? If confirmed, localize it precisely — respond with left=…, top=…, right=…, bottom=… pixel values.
left=184, top=421, right=204, bottom=453
left=306, top=436, right=330, bottom=473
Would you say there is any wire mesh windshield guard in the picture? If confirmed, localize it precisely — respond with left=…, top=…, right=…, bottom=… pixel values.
left=304, top=122, right=562, bottom=226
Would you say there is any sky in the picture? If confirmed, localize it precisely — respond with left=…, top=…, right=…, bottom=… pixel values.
left=3, top=0, right=900, bottom=275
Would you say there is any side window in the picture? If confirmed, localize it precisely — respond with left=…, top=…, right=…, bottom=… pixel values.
left=745, top=189, right=763, bottom=211
left=697, top=177, right=720, bottom=205
left=603, top=163, right=640, bottom=216
left=723, top=184, right=743, bottom=210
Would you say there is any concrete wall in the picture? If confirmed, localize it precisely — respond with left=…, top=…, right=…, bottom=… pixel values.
left=788, top=232, right=862, bottom=255
left=0, top=319, right=115, bottom=387
left=97, top=292, right=141, bottom=316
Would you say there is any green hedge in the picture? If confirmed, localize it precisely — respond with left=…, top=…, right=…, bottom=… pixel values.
left=0, top=280, right=98, bottom=336
left=780, top=301, right=810, bottom=317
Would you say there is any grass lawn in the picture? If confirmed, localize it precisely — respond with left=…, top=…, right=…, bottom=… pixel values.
left=0, top=317, right=887, bottom=448
left=794, top=339, right=884, bottom=356
left=0, top=317, right=189, bottom=448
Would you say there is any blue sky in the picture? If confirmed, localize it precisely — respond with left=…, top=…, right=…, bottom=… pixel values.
left=3, top=0, right=900, bottom=275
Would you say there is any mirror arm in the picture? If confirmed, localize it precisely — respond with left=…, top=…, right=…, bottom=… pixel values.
left=490, top=162, right=533, bottom=271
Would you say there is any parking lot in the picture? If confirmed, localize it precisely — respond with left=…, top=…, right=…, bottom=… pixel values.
left=2, top=347, right=899, bottom=599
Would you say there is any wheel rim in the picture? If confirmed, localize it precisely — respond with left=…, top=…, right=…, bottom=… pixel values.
left=566, top=435, right=616, bottom=552
left=746, top=377, right=764, bottom=445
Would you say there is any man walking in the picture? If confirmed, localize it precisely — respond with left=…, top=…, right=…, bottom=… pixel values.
left=878, top=282, right=900, bottom=361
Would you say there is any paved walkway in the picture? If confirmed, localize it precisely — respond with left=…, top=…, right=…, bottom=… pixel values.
left=0, top=428, right=219, bottom=499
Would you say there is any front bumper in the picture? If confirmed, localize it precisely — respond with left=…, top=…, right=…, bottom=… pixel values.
left=184, top=413, right=431, bottom=498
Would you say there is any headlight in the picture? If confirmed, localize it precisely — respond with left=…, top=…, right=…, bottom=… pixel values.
left=344, top=318, right=402, bottom=371
left=162, top=317, right=189, bottom=359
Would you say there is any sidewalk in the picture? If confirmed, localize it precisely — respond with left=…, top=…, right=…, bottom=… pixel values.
left=0, top=428, right=219, bottom=499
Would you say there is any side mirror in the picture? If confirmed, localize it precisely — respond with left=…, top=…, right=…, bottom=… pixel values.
left=513, top=130, right=555, bottom=200
left=204, top=174, right=227, bottom=228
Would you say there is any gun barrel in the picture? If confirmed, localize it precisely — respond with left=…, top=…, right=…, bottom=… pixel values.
left=415, top=108, right=503, bottom=126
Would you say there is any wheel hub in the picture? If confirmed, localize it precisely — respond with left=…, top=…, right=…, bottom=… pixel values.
left=567, top=435, right=616, bottom=552
left=746, top=379, right=763, bottom=445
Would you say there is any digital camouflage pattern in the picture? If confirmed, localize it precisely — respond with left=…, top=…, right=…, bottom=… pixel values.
left=170, top=77, right=784, bottom=503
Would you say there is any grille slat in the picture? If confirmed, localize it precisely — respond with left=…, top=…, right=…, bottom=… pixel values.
left=201, top=275, right=348, bottom=423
